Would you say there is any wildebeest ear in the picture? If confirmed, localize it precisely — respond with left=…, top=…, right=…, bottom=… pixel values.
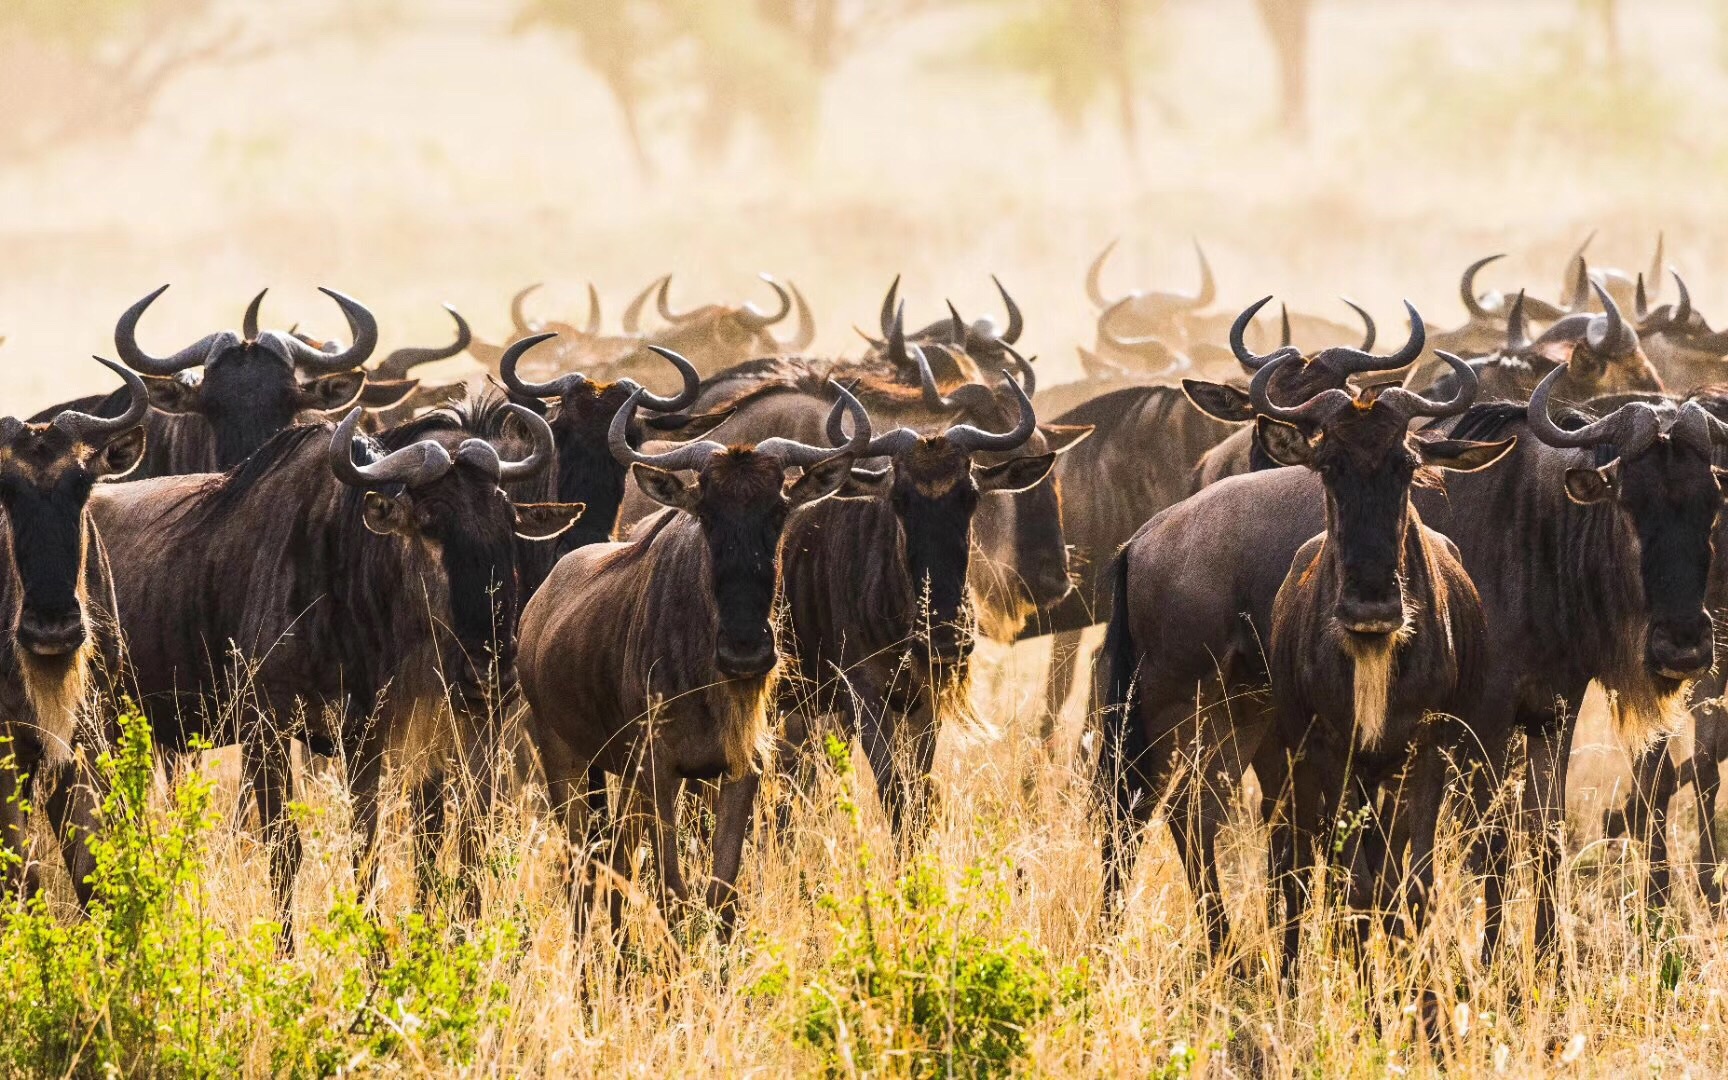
left=298, top=371, right=367, bottom=413
left=1076, top=346, right=1125, bottom=379
left=513, top=501, right=586, bottom=540
left=642, top=407, right=735, bottom=440
left=975, top=452, right=1055, bottom=493
left=355, top=377, right=418, bottom=411
left=786, top=453, right=855, bottom=508
left=1564, top=460, right=1620, bottom=504
left=1039, top=423, right=1094, bottom=455
left=92, top=426, right=146, bottom=479
left=1181, top=379, right=1254, bottom=423
left=632, top=462, right=700, bottom=511
left=362, top=491, right=412, bottom=535
left=143, top=373, right=200, bottom=415
left=1418, top=436, right=1517, bottom=473
left=1254, top=416, right=1314, bottom=467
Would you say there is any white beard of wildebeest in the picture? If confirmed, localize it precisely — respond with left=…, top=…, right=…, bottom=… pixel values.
left=0, top=473, right=97, bottom=765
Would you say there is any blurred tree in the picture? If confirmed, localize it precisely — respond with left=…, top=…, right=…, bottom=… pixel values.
left=520, top=0, right=929, bottom=179
left=968, top=0, right=1174, bottom=159
left=0, top=0, right=271, bottom=164
left=1253, top=0, right=1311, bottom=139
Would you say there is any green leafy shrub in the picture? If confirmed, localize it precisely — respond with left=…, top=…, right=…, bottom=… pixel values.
left=753, top=735, right=1084, bottom=1077
left=0, top=706, right=521, bottom=1077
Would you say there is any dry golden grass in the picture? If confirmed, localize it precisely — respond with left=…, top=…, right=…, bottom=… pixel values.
left=7, top=0, right=1728, bottom=1075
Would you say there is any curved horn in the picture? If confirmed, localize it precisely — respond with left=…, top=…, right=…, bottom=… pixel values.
left=1635, top=273, right=1651, bottom=322
left=52, top=356, right=149, bottom=442
left=242, top=289, right=267, bottom=341
left=1341, top=297, right=1376, bottom=350
left=780, top=280, right=815, bottom=351
left=1002, top=343, right=1037, bottom=398
left=1672, top=269, right=1693, bottom=328
left=1565, top=253, right=1591, bottom=313
left=1248, top=351, right=1352, bottom=426
left=374, top=305, right=473, bottom=380
left=621, top=274, right=666, bottom=334
left=1189, top=240, right=1216, bottom=309
left=1506, top=290, right=1530, bottom=351
left=607, top=387, right=725, bottom=472
left=1585, top=280, right=1634, bottom=356
left=1278, top=304, right=1292, bottom=348
left=886, top=301, right=910, bottom=369
left=1562, top=231, right=1595, bottom=303
left=946, top=300, right=968, bottom=345
left=1459, top=254, right=1504, bottom=321
left=992, top=274, right=1023, bottom=343
left=879, top=274, right=901, bottom=339
left=757, top=381, right=871, bottom=467
left=585, top=283, right=602, bottom=336
left=1376, top=350, right=1479, bottom=419
left=1648, top=232, right=1666, bottom=304
left=1086, top=239, right=1120, bottom=309
left=499, top=332, right=580, bottom=399
left=114, top=285, right=236, bottom=376
left=328, top=408, right=454, bottom=490
left=618, top=345, right=702, bottom=412
left=1526, top=362, right=1661, bottom=453
left=511, top=284, right=541, bottom=336
left=1229, top=296, right=1299, bottom=371
left=491, top=402, right=558, bottom=483
left=655, top=275, right=697, bottom=324
left=1319, top=300, right=1425, bottom=375
left=275, top=288, right=379, bottom=373
left=735, top=274, right=792, bottom=330
left=943, top=371, right=1038, bottom=454
left=914, top=344, right=952, bottom=409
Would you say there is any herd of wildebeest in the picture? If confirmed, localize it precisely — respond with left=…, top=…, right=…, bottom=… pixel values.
left=2, top=233, right=1726, bottom=981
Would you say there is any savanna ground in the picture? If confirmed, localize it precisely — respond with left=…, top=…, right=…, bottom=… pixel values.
left=5, top=0, right=1728, bottom=1074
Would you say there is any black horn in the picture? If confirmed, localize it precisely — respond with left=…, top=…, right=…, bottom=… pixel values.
left=114, top=285, right=238, bottom=376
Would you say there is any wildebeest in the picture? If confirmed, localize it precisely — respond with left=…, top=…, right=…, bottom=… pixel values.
left=779, top=368, right=1054, bottom=835
left=519, top=384, right=865, bottom=934
left=1633, top=271, right=1728, bottom=390
left=295, top=301, right=473, bottom=423
left=474, top=274, right=816, bottom=389
left=499, top=335, right=734, bottom=559
left=1251, top=351, right=1514, bottom=979
left=0, top=358, right=150, bottom=908
left=36, top=286, right=380, bottom=480
left=1426, top=253, right=1576, bottom=361
left=857, top=275, right=1027, bottom=380
left=90, top=397, right=584, bottom=939
left=655, top=343, right=1089, bottom=644
left=1187, top=297, right=1425, bottom=489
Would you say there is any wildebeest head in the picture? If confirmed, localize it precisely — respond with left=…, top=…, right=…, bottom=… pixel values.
left=329, top=403, right=583, bottom=707
left=1433, top=253, right=1577, bottom=358
left=501, top=336, right=733, bottom=549
left=609, top=376, right=861, bottom=678
left=1527, top=363, right=1728, bottom=688
left=1183, top=296, right=1426, bottom=469
left=1560, top=231, right=1665, bottom=317
left=116, top=285, right=377, bottom=468
left=1633, top=270, right=1728, bottom=387
left=637, top=273, right=815, bottom=369
left=1086, top=238, right=1215, bottom=345
left=1254, top=350, right=1513, bottom=636
left=1520, top=278, right=1661, bottom=398
left=830, top=357, right=1057, bottom=662
left=860, top=275, right=1025, bottom=380
left=0, top=358, right=148, bottom=734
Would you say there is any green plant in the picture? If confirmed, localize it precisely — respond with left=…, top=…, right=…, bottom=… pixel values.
left=752, top=734, right=1083, bottom=1077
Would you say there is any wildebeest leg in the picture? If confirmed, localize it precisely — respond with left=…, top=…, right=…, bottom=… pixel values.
left=853, top=683, right=918, bottom=839
left=542, top=752, right=598, bottom=938
left=40, top=753, right=105, bottom=909
left=705, top=772, right=761, bottom=937
left=344, top=720, right=389, bottom=910
left=1273, top=748, right=1341, bottom=986
left=1395, top=741, right=1448, bottom=943
left=1634, top=745, right=1678, bottom=916
left=1525, top=724, right=1570, bottom=962
left=1041, top=628, right=1086, bottom=749
left=411, top=770, right=446, bottom=908
left=244, top=724, right=299, bottom=949
left=646, top=754, right=690, bottom=920
left=454, top=710, right=504, bottom=919
left=0, top=753, right=37, bottom=900
left=1607, top=736, right=1671, bottom=843
left=1693, top=748, right=1723, bottom=910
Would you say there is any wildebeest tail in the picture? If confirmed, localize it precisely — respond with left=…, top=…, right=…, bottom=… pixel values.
left=1095, top=550, right=1148, bottom=818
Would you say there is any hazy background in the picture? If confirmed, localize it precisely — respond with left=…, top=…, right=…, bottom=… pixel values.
left=2, top=0, right=1718, bottom=409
